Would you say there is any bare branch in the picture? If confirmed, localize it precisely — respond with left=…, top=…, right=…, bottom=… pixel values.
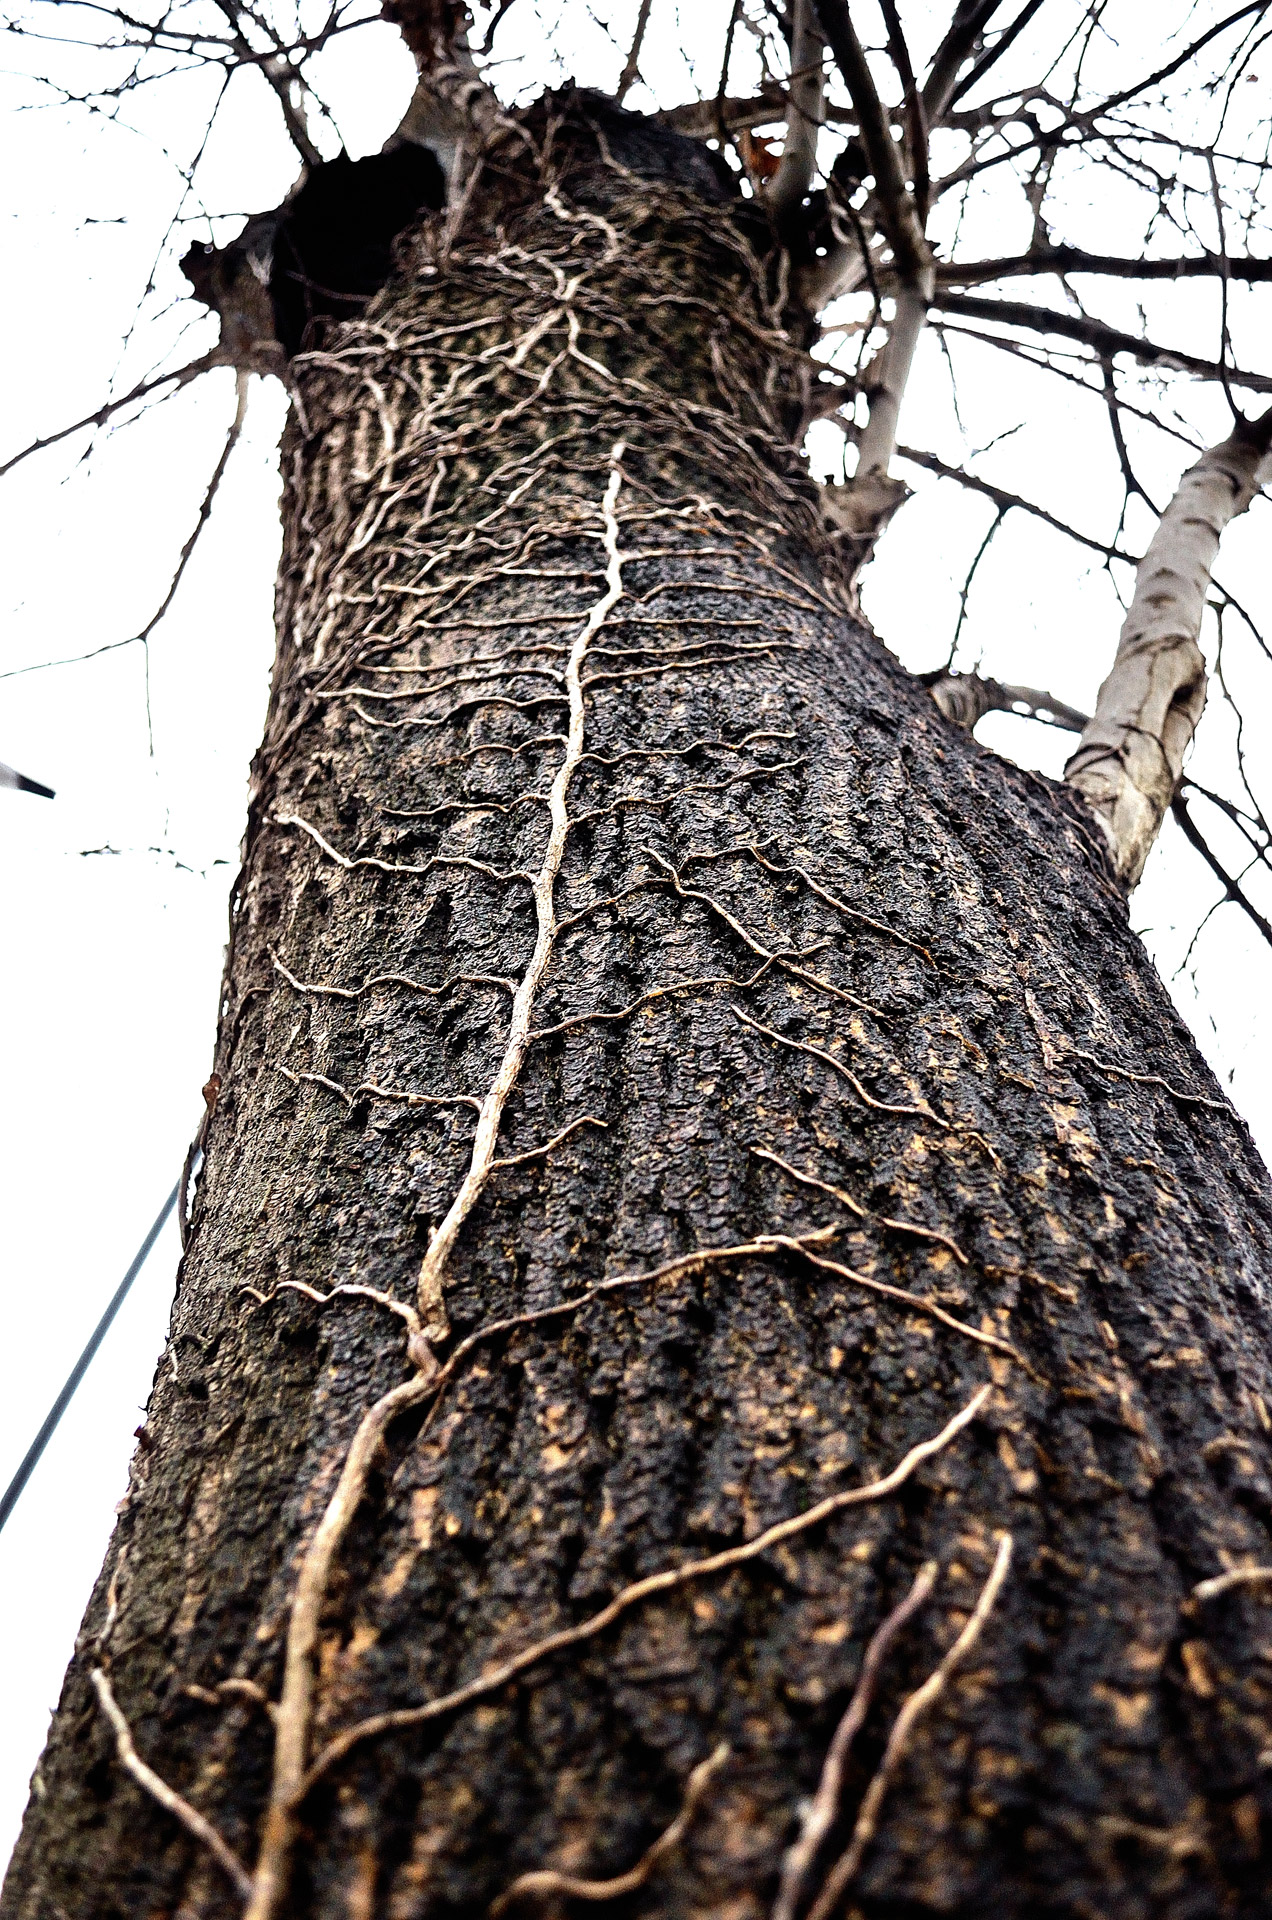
left=0, top=350, right=221, bottom=483
left=878, top=0, right=928, bottom=216
left=1081, top=1, right=1272, bottom=121
left=923, top=0, right=1010, bottom=125
left=206, top=0, right=323, bottom=164
left=615, top=0, right=654, bottom=103
left=1066, top=412, right=1272, bottom=886
left=808, top=0, right=935, bottom=511
left=1171, top=791, right=1272, bottom=953
left=812, top=0, right=925, bottom=277
left=944, top=0, right=1046, bottom=112
left=934, top=293, right=1272, bottom=394
left=135, top=367, right=250, bottom=642
left=654, top=89, right=791, bottom=138
left=927, top=671, right=1090, bottom=733
left=894, top=444, right=1138, bottom=566
left=936, top=246, right=1272, bottom=289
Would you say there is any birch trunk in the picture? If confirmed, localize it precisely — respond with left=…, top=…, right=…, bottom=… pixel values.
left=8, top=114, right=1272, bottom=1920
left=1066, top=418, right=1272, bottom=886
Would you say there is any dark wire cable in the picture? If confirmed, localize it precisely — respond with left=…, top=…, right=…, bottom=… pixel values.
left=0, top=1179, right=182, bottom=1537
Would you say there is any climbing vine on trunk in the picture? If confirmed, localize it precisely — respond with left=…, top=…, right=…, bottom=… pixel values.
left=8, top=115, right=1272, bottom=1920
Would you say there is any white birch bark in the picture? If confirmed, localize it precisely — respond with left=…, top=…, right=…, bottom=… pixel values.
left=855, top=271, right=932, bottom=477
left=819, top=265, right=933, bottom=570
left=1065, top=420, right=1272, bottom=887
left=767, top=0, right=824, bottom=224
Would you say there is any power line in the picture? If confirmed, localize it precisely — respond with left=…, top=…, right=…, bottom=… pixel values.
left=0, top=759, right=54, bottom=799
left=0, top=1180, right=181, bottom=1537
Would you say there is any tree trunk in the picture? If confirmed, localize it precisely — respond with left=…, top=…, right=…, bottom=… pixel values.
left=9, top=105, right=1272, bottom=1920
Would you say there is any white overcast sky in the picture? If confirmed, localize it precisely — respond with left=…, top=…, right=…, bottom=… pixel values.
left=1, top=0, right=1269, bottom=1873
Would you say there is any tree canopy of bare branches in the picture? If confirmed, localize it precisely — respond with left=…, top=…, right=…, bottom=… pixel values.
left=4, top=0, right=1270, bottom=925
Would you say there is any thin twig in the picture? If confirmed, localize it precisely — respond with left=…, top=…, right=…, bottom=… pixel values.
left=139, top=369, right=250, bottom=647
left=1171, top=791, right=1272, bottom=955
left=616, top=0, right=654, bottom=102
left=933, top=292, right=1272, bottom=394
left=0, top=350, right=221, bottom=483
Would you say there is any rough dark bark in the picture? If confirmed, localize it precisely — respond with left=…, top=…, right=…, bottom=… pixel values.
left=9, top=102, right=1272, bottom=1920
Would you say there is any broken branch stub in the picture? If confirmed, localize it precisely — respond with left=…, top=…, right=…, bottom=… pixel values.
left=1065, top=413, right=1272, bottom=888
left=927, top=672, right=1090, bottom=735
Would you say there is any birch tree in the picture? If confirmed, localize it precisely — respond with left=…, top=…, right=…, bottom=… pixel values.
left=4, top=3, right=1272, bottom=1917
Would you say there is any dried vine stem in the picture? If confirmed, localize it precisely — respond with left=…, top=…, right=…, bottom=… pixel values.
left=278, top=1063, right=483, bottom=1115
left=299, top=1385, right=992, bottom=1791
left=1066, top=1045, right=1229, bottom=1115
left=733, top=1006, right=947, bottom=1126
left=532, top=958, right=782, bottom=1039
left=409, top=1227, right=847, bottom=1441
left=725, top=846, right=934, bottom=964
left=276, top=811, right=535, bottom=892
left=490, top=1114, right=608, bottom=1168
left=1193, top=1565, right=1272, bottom=1603
left=243, top=1278, right=428, bottom=1346
left=185, top=1677, right=277, bottom=1720
left=243, top=1369, right=438, bottom=1920
left=241, top=1216, right=836, bottom=1919
left=771, top=1561, right=938, bottom=1920
left=413, top=441, right=628, bottom=1341
left=178, top=161, right=995, bottom=1920
left=804, top=1533, right=1015, bottom=1920
left=750, top=1144, right=969, bottom=1264
left=489, top=1740, right=731, bottom=1914
left=271, top=950, right=517, bottom=1002
left=90, top=1669, right=254, bottom=1900
left=792, top=1243, right=1026, bottom=1368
